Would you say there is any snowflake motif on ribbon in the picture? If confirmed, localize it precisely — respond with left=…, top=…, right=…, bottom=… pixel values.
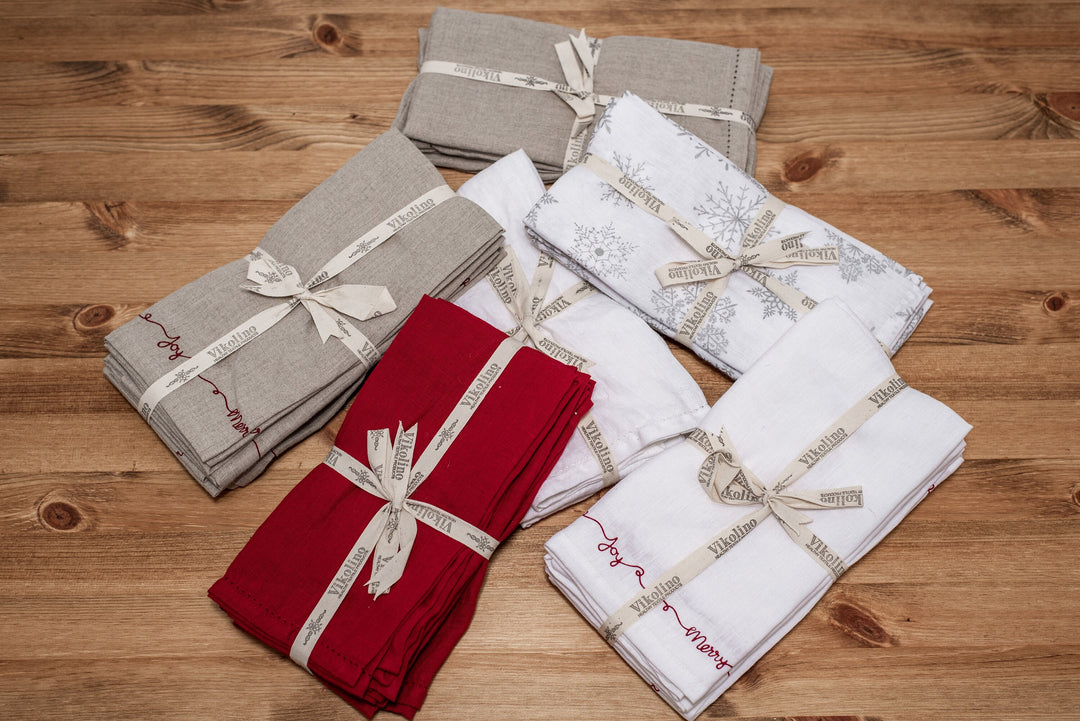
left=603, top=621, right=623, bottom=643
left=166, top=367, right=198, bottom=388
left=466, top=532, right=495, bottom=555
left=254, top=269, right=283, bottom=285
left=600, top=152, right=653, bottom=209
left=437, top=426, right=455, bottom=447
left=571, top=222, right=633, bottom=280
left=305, top=616, right=324, bottom=636
left=515, top=74, right=543, bottom=87
left=827, top=228, right=893, bottom=283
left=247, top=249, right=264, bottom=261
left=525, top=191, right=559, bottom=226
left=693, top=182, right=768, bottom=249
left=651, top=285, right=737, bottom=356
left=349, top=238, right=377, bottom=259
left=749, top=270, right=801, bottom=321
left=588, top=37, right=602, bottom=54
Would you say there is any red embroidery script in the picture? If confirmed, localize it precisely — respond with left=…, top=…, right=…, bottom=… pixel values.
left=583, top=514, right=733, bottom=674
left=138, top=313, right=262, bottom=456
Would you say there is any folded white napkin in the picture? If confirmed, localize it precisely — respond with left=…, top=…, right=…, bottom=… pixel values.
left=455, top=150, right=709, bottom=525
left=544, top=298, right=970, bottom=719
left=526, top=93, right=932, bottom=378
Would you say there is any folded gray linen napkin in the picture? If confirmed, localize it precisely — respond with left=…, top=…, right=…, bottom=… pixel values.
left=393, top=7, right=772, bottom=181
left=104, top=129, right=504, bottom=495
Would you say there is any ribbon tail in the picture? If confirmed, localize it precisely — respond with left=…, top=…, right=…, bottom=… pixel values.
left=311, top=283, right=397, bottom=321
left=302, top=298, right=343, bottom=343
left=367, top=511, right=418, bottom=600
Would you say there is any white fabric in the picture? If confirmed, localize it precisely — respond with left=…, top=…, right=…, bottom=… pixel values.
left=455, top=150, right=709, bottom=525
left=526, top=93, right=933, bottom=378
left=544, top=298, right=971, bottom=719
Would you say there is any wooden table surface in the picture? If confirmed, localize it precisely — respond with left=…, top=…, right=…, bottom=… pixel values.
left=2, top=1, right=1078, bottom=719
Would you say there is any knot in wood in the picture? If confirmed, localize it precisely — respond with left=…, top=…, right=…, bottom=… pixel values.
left=828, top=600, right=896, bottom=647
left=74, top=303, right=117, bottom=332
left=40, top=500, right=82, bottom=531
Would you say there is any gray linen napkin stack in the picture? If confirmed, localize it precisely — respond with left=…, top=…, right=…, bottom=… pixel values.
left=393, top=7, right=773, bottom=181
left=104, top=130, right=504, bottom=496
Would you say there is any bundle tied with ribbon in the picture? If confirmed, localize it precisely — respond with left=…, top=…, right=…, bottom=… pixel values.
left=544, top=299, right=971, bottom=720
left=526, top=93, right=933, bottom=379
left=210, top=296, right=595, bottom=718
left=454, top=150, right=709, bottom=525
left=394, top=7, right=772, bottom=179
left=104, top=129, right=505, bottom=496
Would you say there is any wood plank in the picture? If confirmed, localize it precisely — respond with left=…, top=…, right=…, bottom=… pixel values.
left=5, top=54, right=1080, bottom=109
left=2, top=140, right=1078, bottom=203
left=2, top=7, right=1080, bottom=63
left=0, top=93, right=1077, bottom=154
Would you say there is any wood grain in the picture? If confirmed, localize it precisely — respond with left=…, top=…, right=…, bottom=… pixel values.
left=1, top=1, right=1077, bottom=720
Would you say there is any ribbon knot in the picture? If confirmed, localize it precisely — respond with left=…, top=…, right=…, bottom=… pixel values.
left=553, top=29, right=602, bottom=137
left=692, top=426, right=861, bottom=579
left=242, top=251, right=396, bottom=345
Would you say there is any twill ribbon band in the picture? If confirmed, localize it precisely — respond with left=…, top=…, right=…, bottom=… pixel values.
left=486, top=247, right=619, bottom=485
left=597, top=373, right=910, bottom=643
left=137, top=185, right=455, bottom=420
left=289, top=337, right=521, bottom=671
left=580, top=154, right=838, bottom=347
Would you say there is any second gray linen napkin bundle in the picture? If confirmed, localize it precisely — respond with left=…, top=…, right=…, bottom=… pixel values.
left=104, top=129, right=504, bottom=496
left=393, top=7, right=772, bottom=181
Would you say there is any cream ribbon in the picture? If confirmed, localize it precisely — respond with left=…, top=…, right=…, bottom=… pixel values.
left=486, top=247, right=620, bottom=485
left=418, top=29, right=758, bottom=169
left=598, top=372, right=909, bottom=643
left=289, top=337, right=521, bottom=671
left=137, top=185, right=455, bottom=420
left=581, top=154, right=839, bottom=347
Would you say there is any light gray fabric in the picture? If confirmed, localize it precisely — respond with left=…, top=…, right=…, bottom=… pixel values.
left=104, top=129, right=504, bottom=496
left=393, top=7, right=772, bottom=180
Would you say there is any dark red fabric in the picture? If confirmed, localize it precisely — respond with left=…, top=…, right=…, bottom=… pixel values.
left=209, top=295, right=593, bottom=716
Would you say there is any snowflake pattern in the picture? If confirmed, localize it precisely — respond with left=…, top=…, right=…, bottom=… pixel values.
left=524, top=191, right=559, bottom=227
left=515, top=74, right=543, bottom=87
left=827, top=228, right=893, bottom=283
left=437, top=426, right=455, bottom=447
left=594, top=102, right=616, bottom=134
left=467, top=532, right=495, bottom=555
left=570, top=222, right=633, bottom=280
left=349, top=238, right=378, bottom=259
left=693, top=182, right=767, bottom=250
left=166, top=367, right=198, bottom=388
left=600, top=152, right=653, bottom=208
left=305, top=616, right=324, bottom=635
left=603, top=622, right=623, bottom=643
left=650, top=284, right=737, bottom=358
left=674, top=126, right=717, bottom=159
left=748, top=270, right=801, bottom=322
left=254, top=269, right=283, bottom=285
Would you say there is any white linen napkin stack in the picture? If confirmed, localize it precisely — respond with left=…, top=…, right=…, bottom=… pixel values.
left=455, top=150, right=710, bottom=525
left=544, top=298, right=970, bottom=719
left=526, top=93, right=933, bottom=378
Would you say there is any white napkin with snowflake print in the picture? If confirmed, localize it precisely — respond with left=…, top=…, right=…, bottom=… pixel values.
left=525, top=93, right=932, bottom=378
left=544, top=298, right=970, bottom=719
left=455, top=150, right=709, bottom=525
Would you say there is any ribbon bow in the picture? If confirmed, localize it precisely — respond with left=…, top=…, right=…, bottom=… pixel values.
left=691, top=426, right=862, bottom=579
left=553, top=29, right=603, bottom=138
left=242, top=250, right=395, bottom=345
left=488, top=246, right=596, bottom=371
left=327, top=423, right=499, bottom=600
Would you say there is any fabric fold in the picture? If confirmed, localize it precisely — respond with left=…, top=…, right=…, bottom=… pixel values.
left=454, top=150, right=709, bottom=525
left=544, top=298, right=971, bottom=720
left=103, top=130, right=504, bottom=495
left=525, top=93, right=933, bottom=378
left=210, top=296, right=594, bottom=718
left=394, top=7, right=772, bottom=180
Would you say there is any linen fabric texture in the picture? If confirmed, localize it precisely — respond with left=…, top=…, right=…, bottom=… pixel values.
left=393, top=7, right=772, bottom=180
left=544, top=299, right=971, bottom=720
left=454, top=149, right=709, bottom=525
left=209, top=296, right=595, bottom=718
left=103, top=130, right=504, bottom=496
left=525, top=93, right=933, bottom=379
